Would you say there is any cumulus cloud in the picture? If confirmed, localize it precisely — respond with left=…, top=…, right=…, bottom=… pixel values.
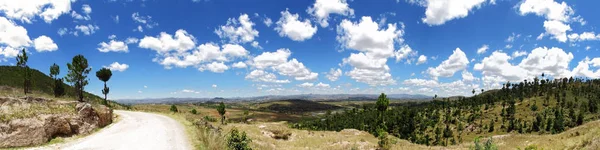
left=245, top=70, right=291, bottom=83
left=251, top=48, right=318, bottom=81
left=571, top=57, right=600, bottom=78
left=411, top=0, right=486, bottom=26
left=568, top=32, right=600, bottom=42
left=518, top=0, right=581, bottom=43
left=139, top=29, right=196, bottom=54
left=104, top=62, right=129, bottom=72
left=543, top=20, right=571, bottom=42
left=403, top=78, right=479, bottom=96
left=33, top=35, right=58, bottom=52
left=275, top=9, right=318, bottom=41
left=426, top=48, right=469, bottom=79
left=0, top=0, right=72, bottom=23
left=138, top=29, right=250, bottom=73
left=337, top=16, right=406, bottom=86
left=0, top=17, right=32, bottom=48
left=307, top=0, right=354, bottom=27
left=474, top=47, right=574, bottom=89
left=297, top=82, right=314, bottom=88
left=98, top=40, right=128, bottom=53
left=232, top=61, right=247, bottom=68
left=326, top=68, right=342, bottom=81
left=416, top=55, right=427, bottom=65
left=315, top=82, right=330, bottom=88
left=512, top=50, right=527, bottom=58
left=215, top=14, right=259, bottom=44
left=200, top=61, right=229, bottom=73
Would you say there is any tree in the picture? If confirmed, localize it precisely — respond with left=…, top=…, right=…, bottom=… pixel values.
left=576, top=111, right=584, bottom=126
left=65, top=55, right=91, bottom=102
left=190, top=108, right=197, bottom=114
left=50, top=63, right=65, bottom=97
left=96, top=68, right=112, bottom=106
left=443, top=124, right=453, bottom=146
left=217, top=102, right=226, bottom=125
left=488, top=120, right=494, bottom=132
left=378, top=131, right=391, bottom=150
left=170, top=105, right=178, bottom=112
left=227, top=128, right=252, bottom=150
left=376, top=93, right=390, bottom=124
left=16, top=48, right=31, bottom=94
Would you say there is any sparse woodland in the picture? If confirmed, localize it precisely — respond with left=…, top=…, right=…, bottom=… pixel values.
left=294, top=74, right=600, bottom=147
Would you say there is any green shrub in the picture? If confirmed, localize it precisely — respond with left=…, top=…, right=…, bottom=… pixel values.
left=227, top=128, right=252, bottom=150
left=190, top=109, right=197, bottom=114
left=377, top=130, right=391, bottom=150
left=204, top=116, right=217, bottom=122
left=170, top=105, right=178, bottom=113
left=471, top=137, right=498, bottom=150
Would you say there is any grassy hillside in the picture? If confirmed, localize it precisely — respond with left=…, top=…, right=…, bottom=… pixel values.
left=0, top=66, right=127, bottom=108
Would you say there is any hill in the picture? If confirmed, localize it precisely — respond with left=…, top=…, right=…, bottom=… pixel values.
left=0, top=66, right=126, bottom=107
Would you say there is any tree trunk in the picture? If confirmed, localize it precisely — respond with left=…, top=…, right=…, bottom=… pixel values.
left=104, top=82, right=107, bottom=101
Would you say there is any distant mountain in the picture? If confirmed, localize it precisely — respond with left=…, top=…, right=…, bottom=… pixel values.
left=115, top=93, right=431, bottom=104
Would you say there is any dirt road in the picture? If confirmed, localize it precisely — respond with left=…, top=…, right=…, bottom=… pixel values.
left=32, top=110, right=192, bottom=150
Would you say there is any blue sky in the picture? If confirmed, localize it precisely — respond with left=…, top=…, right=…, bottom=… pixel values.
left=1, top=0, right=599, bottom=99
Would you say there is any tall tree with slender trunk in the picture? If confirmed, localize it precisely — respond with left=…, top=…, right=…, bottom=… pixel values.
left=16, top=48, right=31, bottom=94
left=65, top=55, right=91, bottom=102
left=50, top=63, right=65, bottom=97
left=96, top=68, right=112, bottom=106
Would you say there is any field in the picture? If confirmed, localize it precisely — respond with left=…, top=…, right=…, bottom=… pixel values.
left=133, top=97, right=600, bottom=150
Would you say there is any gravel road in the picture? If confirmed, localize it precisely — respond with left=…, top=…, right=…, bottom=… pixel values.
left=31, top=110, right=192, bottom=150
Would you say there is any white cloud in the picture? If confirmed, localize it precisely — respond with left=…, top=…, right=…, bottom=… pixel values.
left=297, top=82, right=314, bottom=88
left=232, top=61, right=247, bottom=68
left=414, top=0, right=486, bottom=26
left=0, top=46, right=19, bottom=58
left=98, top=40, right=128, bottom=53
left=403, top=78, right=479, bottom=96
left=394, top=45, right=416, bottom=62
left=33, top=35, right=58, bottom=52
left=245, top=70, right=291, bottom=83
left=474, top=47, right=574, bottom=89
left=275, top=9, right=318, bottom=41
left=0, top=0, right=72, bottom=23
left=139, top=29, right=196, bottom=54
left=82, top=4, right=91, bottom=14
left=200, top=61, right=229, bottom=73
left=252, top=48, right=291, bottom=69
left=462, top=70, right=476, bottom=82
left=215, top=14, right=259, bottom=44
left=505, top=33, right=520, bottom=42
left=57, top=28, right=68, bottom=36
left=108, top=35, right=116, bottom=39
left=512, top=50, right=527, bottom=58
left=0, top=17, right=32, bottom=48
left=536, top=33, right=545, bottom=40
left=476, top=44, right=488, bottom=54
left=568, top=32, right=600, bottom=42
left=474, top=51, right=527, bottom=82
left=104, top=62, right=129, bottom=72
left=416, top=55, right=427, bottom=65
left=131, top=12, right=158, bottom=32
left=518, top=0, right=574, bottom=22
left=307, top=0, right=354, bottom=27
left=326, top=68, right=342, bottom=81
left=263, top=17, right=273, bottom=27
left=212, top=84, right=217, bottom=88
left=518, top=47, right=573, bottom=78
left=125, top=37, right=139, bottom=44
left=543, top=20, right=571, bottom=42
left=585, top=46, right=591, bottom=51
left=337, top=16, right=405, bottom=86
left=74, top=24, right=99, bottom=35
left=274, top=58, right=318, bottom=81
left=221, top=44, right=249, bottom=58
left=315, top=82, right=330, bottom=88
left=426, top=48, right=469, bottom=79
left=571, top=57, right=600, bottom=78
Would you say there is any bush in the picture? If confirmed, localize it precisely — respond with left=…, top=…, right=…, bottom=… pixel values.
left=190, top=109, right=197, bottom=114
left=471, top=137, right=498, bottom=150
left=269, top=129, right=291, bottom=140
left=204, top=116, right=217, bottom=122
left=170, top=105, right=178, bottom=113
left=227, top=128, right=252, bottom=150
left=377, top=131, right=391, bottom=150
